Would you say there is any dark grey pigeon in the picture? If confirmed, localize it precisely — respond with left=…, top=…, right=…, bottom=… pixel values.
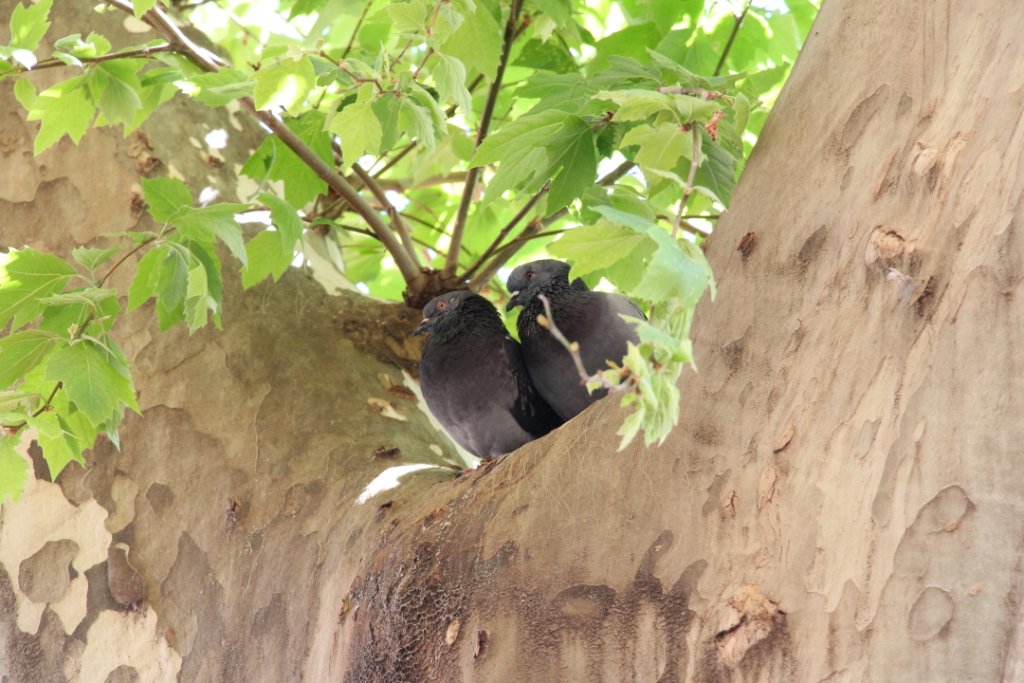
left=414, top=290, right=564, bottom=459
left=506, top=259, right=643, bottom=421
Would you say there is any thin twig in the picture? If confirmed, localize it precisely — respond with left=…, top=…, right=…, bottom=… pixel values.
left=103, top=0, right=427, bottom=289
left=536, top=294, right=633, bottom=393
left=442, top=0, right=524, bottom=279
left=369, top=141, right=416, bottom=178
left=466, top=160, right=637, bottom=290
left=351, top=162, right=419, bottom=262
left=461, top=181, right=549, bottom=281
left=341, top=0, right=374, bottom=59
left=672, top=126, right=702, bottom=239
left=714, top=1, right=751, bottom=76
left=14, top=43, right=176, bottom=73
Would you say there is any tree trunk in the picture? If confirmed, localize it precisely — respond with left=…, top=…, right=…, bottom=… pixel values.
left=3, top=0, right=1024, bottom=681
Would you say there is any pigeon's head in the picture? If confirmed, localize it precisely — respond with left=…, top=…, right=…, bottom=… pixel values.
left=413, top=290, right=477, bottom=336
left=505, top=259, right=572, bottom=311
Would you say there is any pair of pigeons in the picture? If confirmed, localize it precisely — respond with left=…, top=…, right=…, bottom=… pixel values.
left=414, top=259, right=643, bottom=459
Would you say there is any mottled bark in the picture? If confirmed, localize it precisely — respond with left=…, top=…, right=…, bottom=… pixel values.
left=3, top=1, right=1024, bottom=682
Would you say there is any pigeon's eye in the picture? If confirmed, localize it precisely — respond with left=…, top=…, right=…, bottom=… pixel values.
left=525, top=271, right=534, bottom=280
left=436, top=301, right=448, bottom=311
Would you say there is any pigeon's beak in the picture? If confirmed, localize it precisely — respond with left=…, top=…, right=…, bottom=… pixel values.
left=412, top=318, right=432, bottom=336
left=505, top=291, right=522, bottom=311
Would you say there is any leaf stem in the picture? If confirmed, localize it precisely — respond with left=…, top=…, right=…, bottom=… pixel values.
left=672, top=126, right=701, bottom=239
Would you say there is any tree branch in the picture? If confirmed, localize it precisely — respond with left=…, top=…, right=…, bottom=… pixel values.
left=442, top=0, right=524, bottom=279
left=102, top=0, right=427, bottom=290
left=341, top=0, right=374, bottom=59
left=714, top=1, right=751, bottom=76
left=351, top=162, right=419, bottom=262
left=14, top=43, right=176, bottom=73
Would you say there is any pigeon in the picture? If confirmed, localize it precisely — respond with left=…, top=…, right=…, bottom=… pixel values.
left=505, top=259, right=643, bottom=421
left=414, top=290, right=564, bottom=459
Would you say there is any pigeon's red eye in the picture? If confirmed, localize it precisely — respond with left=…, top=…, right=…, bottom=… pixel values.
left=525, top=271, right=534, bottom=280
left=437, top=301, right=448, bottom=311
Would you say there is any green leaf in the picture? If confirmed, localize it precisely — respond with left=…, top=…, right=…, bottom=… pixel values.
left=0, top=437, right=28, bottom=503
left=621, top=122, right=691, bottom=173
left=483, top=146, right=547, bottom=202
left=241, top=230, right=292, bottom=288
left=13, top=76, right=35, bottom=110
left=90, top=61, right=144, bottom=126
left=26, top=411, right=83, bottom=478
left=71, top=246, right=121, bottom=272
left=592, top=205, right=657, bottom=232
left=133, top=0, right=159, bottom=18
left=127, top=245, right=164, bottom=311
left=631, top=227, right=713, bottom=307
left=440, top=0, right=502, bottom=79
left=253, top=56, right=316, bottom=115
left=44, top=341, right=139, bottom=427
left=399, top=97, right=436, bottom=148
left=9, top=0, right=53, bottom=50
left=531, top=0, right=570, bottom=25
left=172, top=204, right=249, bottom=265
left=693, top=137, right=737, bottom=205
left=0, top=248, right=76, bottom=330
left=546, top=119, right=597, bottom=210
left=433, top=54, right=472, bottom=115
left=329, top=101, right=382, bottom=165
left=142, top=177, right=192, bottom=222
left=241, top=112, right=331, bottom=207
left=387, top=0, right=427, bottom=33
left=26, top=76, right=95, bottom=154
left=155, top=248, right=188, bottom=329
left=471, top=108, right=571, bottom=167
left=260, top=193, right=304, bottom=247
left=549, top=224, right=652, bottom=278
left=596, top=89, right=675, bottom=122
left=432, top=2, right=464, bottom=43
left=0, top=329, right=60, bottom=390
left=38, top=288, right=117, bottom=309
left=184, top=68, right=254, bottom=107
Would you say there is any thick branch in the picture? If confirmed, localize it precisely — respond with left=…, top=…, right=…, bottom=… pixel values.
left=442, top=0, right=524, bottom=279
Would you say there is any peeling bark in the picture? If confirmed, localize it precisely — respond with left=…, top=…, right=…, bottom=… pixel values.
left=3, top=0, right=1024, bottom=681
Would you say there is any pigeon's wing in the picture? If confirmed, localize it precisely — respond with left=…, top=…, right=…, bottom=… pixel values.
left=503, top=336, right=564, bottom=437
left=608, top=292, right=646, bottom=321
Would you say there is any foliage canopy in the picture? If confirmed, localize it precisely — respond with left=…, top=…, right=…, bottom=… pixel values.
left=0, top=0, right=817, bottom=499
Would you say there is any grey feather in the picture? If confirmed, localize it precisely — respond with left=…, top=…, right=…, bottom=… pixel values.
left=415, top=291, right=563, bottom=459
left=506, top=260, right=643, bottom=420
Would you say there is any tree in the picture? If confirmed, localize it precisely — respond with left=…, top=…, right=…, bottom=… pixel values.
left=6, top=0, right=1015, bottom=681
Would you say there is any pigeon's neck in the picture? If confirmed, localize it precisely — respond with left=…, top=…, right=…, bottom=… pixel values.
left=518, top=279, right=588, bottom=334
